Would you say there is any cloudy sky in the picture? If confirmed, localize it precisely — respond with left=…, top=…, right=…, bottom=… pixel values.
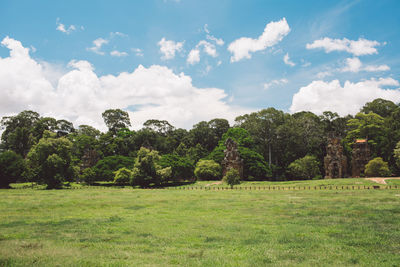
left=1, top=0, right=400, bottom=130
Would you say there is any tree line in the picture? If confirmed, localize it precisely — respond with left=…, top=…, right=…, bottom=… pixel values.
left=1, top=98, right=400, bottom=189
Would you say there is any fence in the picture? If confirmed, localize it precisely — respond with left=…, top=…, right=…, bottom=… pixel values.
left=12, top=184, right=399, bottom=191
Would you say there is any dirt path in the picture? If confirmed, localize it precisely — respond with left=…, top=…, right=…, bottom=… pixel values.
left=365, top=177, right=400, bottom=184
left=204, top=181, right=223, bottom=187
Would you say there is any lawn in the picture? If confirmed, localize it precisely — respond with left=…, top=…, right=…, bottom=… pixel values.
left=1, top=180, right=400, bottom=266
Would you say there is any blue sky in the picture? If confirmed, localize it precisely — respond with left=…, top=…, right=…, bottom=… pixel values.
left=0, top=0, right=400, bottom=130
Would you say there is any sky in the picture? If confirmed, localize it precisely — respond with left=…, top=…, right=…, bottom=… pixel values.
left=0, top=0, right=400, bottom=130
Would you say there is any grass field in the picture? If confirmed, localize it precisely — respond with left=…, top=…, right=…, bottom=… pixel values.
left=1, top=179, right=400, bottom=266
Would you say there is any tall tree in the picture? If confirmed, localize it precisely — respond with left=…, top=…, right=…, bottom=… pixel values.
left=102, top=109, right=131, bottom=134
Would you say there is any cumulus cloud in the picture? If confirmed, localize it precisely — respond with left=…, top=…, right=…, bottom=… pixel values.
left=158, top=38, right=184, bottom=60
left=283, top=53, right=295, bottom=67
left=110, top=50, right=128, bottom=57
left=186, top=41, right=217, bottom=65
left=341, top=57, right=389, bottom=72
left=263, top=78, right=288, bottom=90
left=290, top=78, right=400, bottom=116
left=56, top=18, right=82, bottom=34
left=306, top=37, right=381, bottom=56
left=187, top=49, right=200, bottom=65
left=87, top=38, right=109, bottom=55
left=228, top=18, right=290, bottom=62
left=0, top=36, right=251, bottom=130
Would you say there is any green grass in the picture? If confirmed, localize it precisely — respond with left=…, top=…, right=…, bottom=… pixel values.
left=1, top=179, right=400, bottom=266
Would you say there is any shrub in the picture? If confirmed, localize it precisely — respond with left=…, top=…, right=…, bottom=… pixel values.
left=158, top=154, right=194, bottom=181
left=287, top=155, right=320, bottom=180
left=113, top=167, right=133, bottom=185
left=394, top=141, right=400, bottom=169
left=223, top=168, right=241, bottom=188
left=131, top=147, right=171, bottom=187
left=79, top=167, right=97, bottom=185
left=93, top=155, right=135, bottom=181
left=365, top=157, right=391, bottom=177
left=0, top=150, right=25, bottom=188
left=194, top=159, right=221, bottom=180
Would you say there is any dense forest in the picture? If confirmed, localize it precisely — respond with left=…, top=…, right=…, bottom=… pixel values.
left=1, top=98, right=400, bottom=189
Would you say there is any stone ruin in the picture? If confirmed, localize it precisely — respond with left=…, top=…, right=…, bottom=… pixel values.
left=351, top=139, right=370, bottom=177
left=222, top=138, right=244, bottom=178
left=324, top=138, right=347, bottom=178
left=81, top=148, right=99, bottom=171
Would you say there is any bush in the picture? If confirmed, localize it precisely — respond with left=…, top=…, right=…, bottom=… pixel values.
left=194, top=159, right=221, bottom=180
left=365, top=157, right=391, bottom=177
left=131, top=147, right=171, bottom=187
left=287, top=155, right=320, bottom=180
left=223, top=168, right=241, bottom=188
left=394, top=141, right=400, bottom=169
left=80, top=167, right=97, bottom=185
left=0, top=150, right=25, bottom=188
left=158, top=154, right=194, bottom=181
left=113, top=167, right=133, bottom=185
left=93, top=155, right=135, bottom=181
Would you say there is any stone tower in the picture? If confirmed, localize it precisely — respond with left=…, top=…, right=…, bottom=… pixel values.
left=222, top=138, right=244, bottom=178
left=351, top=139, right=370, bottom=177
left=324, top=138, right=347, bottom=178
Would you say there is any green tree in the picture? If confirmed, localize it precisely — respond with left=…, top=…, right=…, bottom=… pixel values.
left=287, top=155, right=321, bottom=180
left=114, top=167, right=133, bottom=185
left=93, top=155, right=135, bottom=181
left=26, top=131, right=75, bottom=189
left=223, top=168, right=241, bottom=189
left=1, top=110, right=40, bottom=156
left=394, top=141, right=400, bottom=169
left=361, top=98, right=398, bottom=118
left=143, top=119, right=175, bottom=135
left=102, top=109, right=131, bottom=134
left=158, top=154, right=194, bottom=181
left=0, top=151, right=25, bottom=188
left=79, top=167, right=97, bottom=185
left=131, top=147, right=171, bottom=187
left=365, top=157, right=391, bottom=177
left=194, top=159, right=221, bottom=180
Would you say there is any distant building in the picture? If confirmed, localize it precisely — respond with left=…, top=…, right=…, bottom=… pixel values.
left=351, top=139, right=370, bottom=177
left=324, top=138, right=347, bottom=178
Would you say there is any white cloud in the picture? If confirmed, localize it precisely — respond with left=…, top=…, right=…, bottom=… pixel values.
left=132, top=48, right=144, bottom=57
left=228, top=18, right=290, bottom=62
left=0, top=36, right=251, bottom=130
left=316, top=71, right=332, bottom=79
left=186, top=40, right=217, bottom=65
left=198, top=40, right=217, bottom=57
left=340, top=57, right=389, bottom=72
left=306, top=37, right=381, bottom=56
left=110, top=32, right=128, bottom=38
left=158, top=38, right=183, bottom=60
left=204, top=24, right=224, bottom=46
left=87, top=38, right=109, bottom=55
left=187, top=49, right=200, bottom=65
left=263, top=78, right=288, bottom=90
left=283, top=53, right=295, bottom=67
left=110, top=50, right=128, bottom=57
left=290, top=78, right=400, bottom=116
left=56, top=18, right=80, bottom=34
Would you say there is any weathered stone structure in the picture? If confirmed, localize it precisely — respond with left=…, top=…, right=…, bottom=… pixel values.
left=222, top=138, right=244, bottom=178
left=324, top=138, right=347, bottom=178
left=81, top=148, right=99, bottom=171
left=351, top=139, right=370, bottom=177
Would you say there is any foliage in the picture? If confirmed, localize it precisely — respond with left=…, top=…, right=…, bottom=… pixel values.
left=102, top=109, right=131, bottom=134
left=223, top=168, right=241, bottom=188
left=208, top=128, right=271, bottom=180
left=25, top=131, right=74, bottom=189
left=93, top=155, right=135, bottom=181
left=365, top=157, right=391, bottom=177
left=194, top=159, right=221, bottom=180
left=394, top=141, right=400, bottom=169
left=0, top=150, right=25, bottom=188
left=79, top=167, right=97, bottom=185
left=287, top=155, right=321, bottom=180
left=131, top=147, right=171, bottom=187
left=158, top=153, right=194, bottom=181
left=113, top=167, right=133, bottom=185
